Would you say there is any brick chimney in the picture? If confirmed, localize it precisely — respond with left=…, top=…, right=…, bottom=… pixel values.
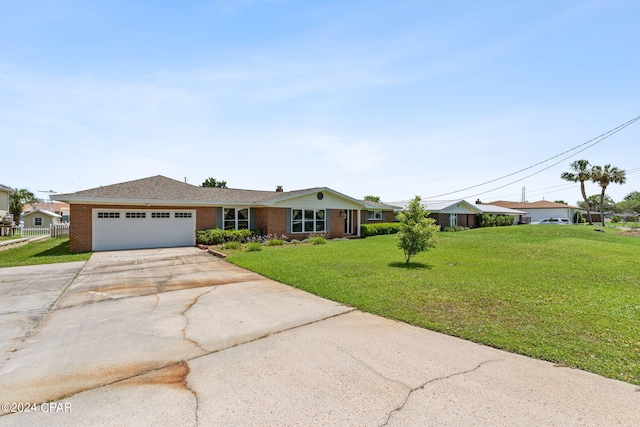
left=276, top=186, right=283, bottom=192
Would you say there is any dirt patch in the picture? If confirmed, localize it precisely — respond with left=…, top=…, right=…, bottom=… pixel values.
left=620, top=231, right=640, bottom=237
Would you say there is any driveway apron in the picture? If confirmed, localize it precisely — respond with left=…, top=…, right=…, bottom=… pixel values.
left=0, top=247, right=637, bottom=426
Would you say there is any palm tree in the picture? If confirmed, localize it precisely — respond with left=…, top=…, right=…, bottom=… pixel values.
left=591, top=164, right=626, bottom=226
left=561, top=160, right=593, bottom=224
left=9, top=188, right=38, bottom=222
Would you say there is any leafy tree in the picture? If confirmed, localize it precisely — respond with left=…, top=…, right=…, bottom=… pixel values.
left=561, top=160, right=593, bottom=223
left=9, top=188, right=38, bottom=222
left=591, top=164, right=626, bottom=226
left=201, top=178, right=228, bottom=188
left=577, top=194, right=614, bottom=211
left=363, top=195, right=381, bottom=203
left=396, top=196, right=439, bottom=263
left=554, top=200, right=566, bottom=205
left=616, top=191, right=640, bottom=215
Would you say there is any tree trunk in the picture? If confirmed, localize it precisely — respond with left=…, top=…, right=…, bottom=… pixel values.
left=599, top=186, right=607, bottom=227
left=580, top=181, right=592, bottom=224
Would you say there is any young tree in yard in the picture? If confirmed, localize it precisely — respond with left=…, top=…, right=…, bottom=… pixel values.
left=9, top=188, right=38, bottom=222
left=397, top=196, right=439, bottom=264
left=561, top=160, right=593, bottom=224
left=591, top=164, right=626, bottom=226
left=200, top=178, right=227, bottom=188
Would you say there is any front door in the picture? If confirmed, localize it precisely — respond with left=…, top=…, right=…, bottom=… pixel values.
left=344, top=210, right=354, bottom=235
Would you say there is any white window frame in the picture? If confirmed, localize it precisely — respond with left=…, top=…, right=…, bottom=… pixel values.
left=33, top=217, right=43, bottom=226
left=367, top=210, right=383, bottom=221
left=223, top=207, right=250, bottom=230
left=291, top=209, right=326, bottom=233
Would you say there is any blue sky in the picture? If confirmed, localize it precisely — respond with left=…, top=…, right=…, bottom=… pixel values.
left=2, top=0, right=639, bottom=205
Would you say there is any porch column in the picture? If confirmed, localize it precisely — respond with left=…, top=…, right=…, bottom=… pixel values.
left=356, top=209, right=361, bottom=237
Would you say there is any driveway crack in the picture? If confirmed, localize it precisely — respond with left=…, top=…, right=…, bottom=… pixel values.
left=181, top=287, right=219, bottom=354
left=380, top=358, right=503, bottom=427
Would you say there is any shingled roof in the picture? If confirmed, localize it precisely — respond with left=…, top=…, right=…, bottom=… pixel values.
left=53, top=175, right=398, bottom=209
left=53, top=175, right=320, bottom=204
left=488, top=200, right=580, bottom=209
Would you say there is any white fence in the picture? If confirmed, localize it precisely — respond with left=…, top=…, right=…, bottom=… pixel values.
left=17, top=224, right=70, bottom=238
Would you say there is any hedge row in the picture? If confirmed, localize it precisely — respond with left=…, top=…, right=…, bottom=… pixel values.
left=196, top=229, right=257, bottom=245
left=360, top=222, right=401, bottom=237
left=477, top=214, right=514, bottom=227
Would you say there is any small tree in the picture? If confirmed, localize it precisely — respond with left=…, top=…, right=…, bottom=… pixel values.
left=201, top=178, right=228, bottom=188
left=9, top=188, right=38, bottom=222
left=397, top=196, right=439, bottom=263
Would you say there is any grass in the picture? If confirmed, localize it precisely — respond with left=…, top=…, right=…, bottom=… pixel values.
left=227, top=225, right=640, bottom=385
left=0, top=238, right=92, bottom=268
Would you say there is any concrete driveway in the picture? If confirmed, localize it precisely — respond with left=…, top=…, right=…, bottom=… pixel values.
left=0, top=247, right=637, bottom=426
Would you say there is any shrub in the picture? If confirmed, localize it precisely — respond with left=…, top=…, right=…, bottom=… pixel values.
left=360, top=222, right=401, bottom=237
left=196, top=229, right=256, bottom=245
left=477, top=214, right=514, bottom=227
left=222, top=241, right=242, bottom=250
left=265, top=239, right=284, bottom=246
left=442, top=226, right=469, bottom=232
left=573, top=211, right=585, bottom=224
left=245, top=243, right=262, bottom=252
left=308, top=236, right=326, bottom=245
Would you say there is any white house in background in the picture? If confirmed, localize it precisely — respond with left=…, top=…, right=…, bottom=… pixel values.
left=23, top=208, right=62, bottom=228
left=0, top=184, right=12, bottom=217
left=392, top=199, right=527, bottom=228
left=485, top=200, right=579, bottom=223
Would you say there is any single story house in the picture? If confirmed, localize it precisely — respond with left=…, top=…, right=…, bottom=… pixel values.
left=0, top=184, right=12, bottom=217
left=485, top=200, right=579, bottom=223
left=23, top=201, right=70, bottom=222
left=23, top=208, right=62, bottom=228
left=390, top=199, right=527, bottom=228
left=53, top=175, right=398, bottom=252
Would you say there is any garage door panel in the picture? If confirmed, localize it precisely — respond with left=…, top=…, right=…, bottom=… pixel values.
left=93, top=210, right=195, bottom=251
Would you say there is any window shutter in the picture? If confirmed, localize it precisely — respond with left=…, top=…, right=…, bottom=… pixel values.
left=326, top=209, right=331, bottom=232
left=216, top=208, right=223, bottom=229
left=286, top=208, right=291, bottom=234
left=250, top=209, right=256, bottom=230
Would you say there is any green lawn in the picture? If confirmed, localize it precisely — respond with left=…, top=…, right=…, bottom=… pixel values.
left=227, top=226, right=640, bottom=385
left=0, top=238, right=92, bottom=268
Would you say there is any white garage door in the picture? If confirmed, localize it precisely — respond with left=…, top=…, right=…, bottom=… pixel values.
left=92, top=209, right=196, bottom=251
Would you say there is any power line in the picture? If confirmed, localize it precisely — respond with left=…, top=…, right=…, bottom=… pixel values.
left=423, top=115, right=640, bottom=200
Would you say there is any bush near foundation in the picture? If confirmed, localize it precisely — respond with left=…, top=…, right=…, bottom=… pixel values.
left=196, top=228, right=257, bottom=245
left=360, top=222, right=401, bottom=237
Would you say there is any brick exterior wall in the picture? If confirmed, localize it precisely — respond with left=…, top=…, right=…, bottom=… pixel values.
left=69, top=204, right=217, bottom=253
left=254, top=207, right=287, bottom=236
left=360, top=210, right=395, bottom=224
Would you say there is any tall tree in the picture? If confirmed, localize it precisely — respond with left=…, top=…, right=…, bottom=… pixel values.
left=200, top=178, right=227, bottom=188
left=591, top=164, right=626, bottom=226
left=616, top=191, right=640, bottom=215
left=363, top=195, right=381, bottom=203
left=9, top=188, right=38, bottom=222
left=396, top=196, right=439, bottom=264
left=561, top=160, right=593, bottom=224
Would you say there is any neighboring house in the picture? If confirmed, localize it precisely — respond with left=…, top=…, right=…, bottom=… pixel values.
left=486, top=200, right=579, bottom=223
left=23, top=208, right=62, bottom=228
left=23, top=201, right=70, bottom=222
left=391, top=199, right=527, bottom=228
left=53, top=175, right=398, bottom=252
left=0, top=183, right=13, bottom=217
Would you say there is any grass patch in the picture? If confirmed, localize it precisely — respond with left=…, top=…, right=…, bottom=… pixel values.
left=227, top=225, right=640, bottom=385
left=0, top=238, right=91, bottom=268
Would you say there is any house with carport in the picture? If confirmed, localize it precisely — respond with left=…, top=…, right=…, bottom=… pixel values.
left=53, top=175, right=398, bottom=252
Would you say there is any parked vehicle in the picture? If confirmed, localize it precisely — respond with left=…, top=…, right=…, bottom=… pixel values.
left=537, top=218, right=571, bottom=224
